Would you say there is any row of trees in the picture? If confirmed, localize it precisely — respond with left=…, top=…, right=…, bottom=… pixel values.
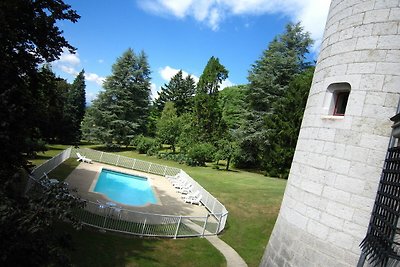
left=36, top=66, right=86, bottom=145
left=81, top=23, right=314, bottom=176
left=1, top=0, right=86, bottom=265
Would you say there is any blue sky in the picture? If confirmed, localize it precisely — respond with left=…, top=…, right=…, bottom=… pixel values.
left=53, top=0, right=331, bottom=103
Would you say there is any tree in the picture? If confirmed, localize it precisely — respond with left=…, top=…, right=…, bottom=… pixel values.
left=86, top=48, right=151, bottom=146
left=263, top=67, right=314, bottom=178
left=156, top=102, right=181, bottom=152
left=247, top=22, right=313, bottom=113
left=35, top=65, right=68, bottom=143
left=0, top=0, right=82, bottom=265
left=62, top=69, right=86, bottom=144
left=219, top=85, right=248, bottom=130
left=197, top=56, right=228, bottom=95
left=214, top=135, right=238, bottom=171
left=154, top=70, right=196, bottom=116
left=193, top=56, right=228, bottom=142
left=235, top=22, right=313, bottom=172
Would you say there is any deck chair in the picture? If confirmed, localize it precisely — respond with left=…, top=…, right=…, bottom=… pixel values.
left=182, top=190, right=200, bottom=200
left=177, top=183, right=193, bottom=194
left=76, top=152, right=92, bottom=163
left=184, top=194, right=202, bottom=205
left=165, top=172, right=182, bottom=181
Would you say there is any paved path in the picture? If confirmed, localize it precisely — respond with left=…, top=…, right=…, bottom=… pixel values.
left=205, top=236, right=248, bottom=267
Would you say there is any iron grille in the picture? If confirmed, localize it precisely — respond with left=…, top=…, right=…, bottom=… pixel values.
left=360, top=146, right=400, bottom=266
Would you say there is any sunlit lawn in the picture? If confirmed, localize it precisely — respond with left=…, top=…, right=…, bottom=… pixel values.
left=32, top=144, right=286, bottom=267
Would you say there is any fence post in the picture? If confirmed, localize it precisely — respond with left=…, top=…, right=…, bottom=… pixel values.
left=147, top=163, right=152, bottom=173
left=163, top=166, right=167, bottom=176
left=116, top=155, right=120, bottom=166
left=99, top=152, right=104, bottom=162
left=202, top=214, right=209, bottom=237
left=215, top=214, right=223, bottom=234
left=174, top=216, right=182, bottom=239
left=141, top=218, right=147, bottom=237
left=211, top=198, right=216, bottom=213
left=132, top=159, right=137, bottom=170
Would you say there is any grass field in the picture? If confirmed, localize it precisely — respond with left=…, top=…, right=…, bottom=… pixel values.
left=31, top=145, right=287, bottom=267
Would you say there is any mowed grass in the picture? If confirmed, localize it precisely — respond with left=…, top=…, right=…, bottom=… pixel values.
left=59, top=223, right=224, bottom=267
left=89, top=146, right=287, bottom=266
left=32, top=145, right=287, bottom=267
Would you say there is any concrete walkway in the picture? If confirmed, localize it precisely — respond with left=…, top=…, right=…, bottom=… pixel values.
left=205, top=236, right=248, bottom=267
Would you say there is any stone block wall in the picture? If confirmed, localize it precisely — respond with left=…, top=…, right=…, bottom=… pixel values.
left=261, top=0, right=400, bottom=266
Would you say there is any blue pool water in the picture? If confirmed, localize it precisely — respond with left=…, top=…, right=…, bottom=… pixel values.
left=94, top=169, right=157, bottom=206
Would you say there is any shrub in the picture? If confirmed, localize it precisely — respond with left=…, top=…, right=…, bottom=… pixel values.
left=186, top=143, right=215, bottom=166
left=134, top=135, right=157, bottom=154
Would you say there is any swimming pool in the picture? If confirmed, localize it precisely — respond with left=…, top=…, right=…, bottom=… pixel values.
left=93, top=169, right=157, bottom=206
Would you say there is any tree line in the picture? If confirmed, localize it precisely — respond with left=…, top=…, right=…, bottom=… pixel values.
left=0, top=0, right=314, bottom=264
left=82, top=23, right=314, bottom=177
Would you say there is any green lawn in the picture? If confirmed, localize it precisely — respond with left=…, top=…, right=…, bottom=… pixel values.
left=33, top=145, right=287, bottom=267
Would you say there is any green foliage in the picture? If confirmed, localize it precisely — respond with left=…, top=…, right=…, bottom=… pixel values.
left=134, top=135, right=158, bottom=154
left=156, top=102, right=181, bottom=152
left=219, top=85, right=248, bottom=130
left=154, top=70, right=196, bottom=116
left=197, top=56, right=228, bottom=95
left=186, top=143, right=216, bottom=166
left=62, top=69, right=86, bottom=145
left=263, top=67, right=314, bottom=178
left=35, top=65, right=68, bottom=143
left=235, top=22, right=314, bottom=175
left=83, top=48, right=151, bottom=146
left=193, top=56, right=228, bottom=142
left=214, top=137, right=238, bottom=171
left=0, top=0, right=83, bottom=265
left=247, top=22, right=313, bottom=113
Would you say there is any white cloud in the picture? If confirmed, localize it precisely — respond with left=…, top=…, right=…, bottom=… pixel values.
left=150, top=82, right=159, bottom=99
left=58, top=47, right=81, bottom=66
left=86, top=91, right=98, bottom=104
left=60, top=65, right=78, bottom=75
left=159, top=66, right=199, bottom=83
left=220, top=78, right=235, bottom=90
left=85, top=72, right=105, bottom=86
left=159, top=65, right=233, bottom=90
left=52, top=48, right=106, bottom=87
left=138, top=0, right=331, bottom=49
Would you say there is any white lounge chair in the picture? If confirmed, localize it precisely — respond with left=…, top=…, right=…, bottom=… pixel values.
left=165, top=172, right=182, bottom=181
left=177, top=183, right=193, bottom=194
left=174, top=180, right=190, bottom=189
left=182, top=190, right=200, bottom=200
left=172, top=177, right=187, bottom=187
left=184, top=194, right=202, bottom=205
left=76, top=152, right=92, bottom=163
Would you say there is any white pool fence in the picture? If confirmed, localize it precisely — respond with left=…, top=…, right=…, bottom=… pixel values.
left=28, top=147, right=228, bottom=238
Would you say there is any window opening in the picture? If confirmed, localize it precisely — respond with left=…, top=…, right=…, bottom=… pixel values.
left=333, top=91, right=349, bottom=116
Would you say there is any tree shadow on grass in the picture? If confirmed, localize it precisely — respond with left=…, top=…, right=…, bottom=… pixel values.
left=59, top=223, right=161, bottom=267
left=90, top=145, right=135, bottom=153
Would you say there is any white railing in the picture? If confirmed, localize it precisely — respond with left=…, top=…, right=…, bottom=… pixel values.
left=30, top=147, right=228, bottom=237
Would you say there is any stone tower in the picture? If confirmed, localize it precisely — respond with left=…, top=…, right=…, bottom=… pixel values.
left=261, top=0, right=400, bottom=266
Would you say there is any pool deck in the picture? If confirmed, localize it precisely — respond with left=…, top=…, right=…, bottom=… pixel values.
left=65, top=162, right=209, bottom=217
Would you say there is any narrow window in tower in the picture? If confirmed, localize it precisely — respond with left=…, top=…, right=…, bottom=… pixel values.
left=325, top=82, right=351, bottom=117
left=333, top=91, right=350, bottom=116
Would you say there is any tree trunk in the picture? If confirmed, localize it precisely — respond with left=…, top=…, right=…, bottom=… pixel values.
left=226, top=157, right=230, bottom=171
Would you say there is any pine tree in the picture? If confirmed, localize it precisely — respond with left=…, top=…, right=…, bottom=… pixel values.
left=62, top=69, right=86, bottom=144
left=235, top=22, right=313, bottom=171
left=86, top=48, right=151, bottom=146
left=154, top=70, right=195, bottom=116
left=193, top=56, right=228, bottom=142
left=263, top=67, right=314, bottom=178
